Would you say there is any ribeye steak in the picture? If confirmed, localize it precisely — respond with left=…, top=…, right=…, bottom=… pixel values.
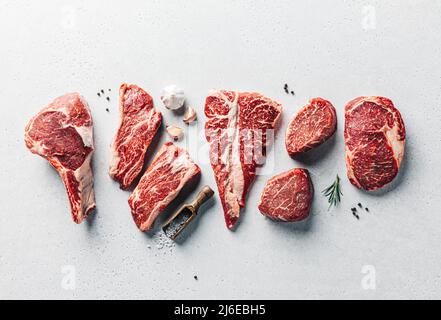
left=285, top=97, right=337, bottom=157
left=344, top=96, right=405, bottom=191
left=204, top=90, right=282, bottom=229
left=109, top=83, right=162, bottom=189
left=24, top=93, right=95, bottom=223
left=258, top=168, right=313, bottom=222
left=128, top=142, right=200, bottom=231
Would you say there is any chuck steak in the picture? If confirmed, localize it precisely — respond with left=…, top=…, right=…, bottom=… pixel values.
left=204, top=90, right=282, bottom=229
left=344, top=96, right=405, bottom=191
left=258, top=168, right=313, bottom=222
left=109, top=83, right=162, bottom=189
left=24, top=93, right=95, bottom=223
left=285, top=97, right=337, bottom=157
left=128, top=142, right=200, bottom=231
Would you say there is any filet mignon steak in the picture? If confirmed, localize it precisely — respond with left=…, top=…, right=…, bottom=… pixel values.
left=344, top=96, right=405, bottom=191
left=285, top=97, right=337, bottom=157
left=128, top=142, right=200, bottom=231
left=109, top=83, right=162, bottom=189
left=258, top=168, right=313, bottom=222
left=24, top=93, right=95, bottom=223
left=204, top=90, right=282, bottom=229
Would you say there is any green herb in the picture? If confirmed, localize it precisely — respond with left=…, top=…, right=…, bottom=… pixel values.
left=322, top=175, right=343, bottom=209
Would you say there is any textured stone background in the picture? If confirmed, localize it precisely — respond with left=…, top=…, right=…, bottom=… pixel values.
left=1, top=0, right=440, bottom=299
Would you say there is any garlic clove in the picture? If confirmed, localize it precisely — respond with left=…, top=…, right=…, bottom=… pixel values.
left=183, top=107, right=197, bottom=124
left=161, top=85, right=185, bottom=110
left=166, top=125, right=184, bottom=141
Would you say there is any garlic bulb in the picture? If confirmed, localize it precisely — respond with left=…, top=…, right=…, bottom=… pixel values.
left=161, top=85, right=185, bottom=110
left=183, top=107, right=197, bottom=124
left=166, top=125, right=184, bottom=141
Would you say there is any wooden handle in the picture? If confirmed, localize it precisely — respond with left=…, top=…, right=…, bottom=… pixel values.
left=191, top=185, right=214, bottom=212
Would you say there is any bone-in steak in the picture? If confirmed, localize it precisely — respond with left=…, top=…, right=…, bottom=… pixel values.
left=109, top=83, right=162, bottom=189
left=128, top=142, right=200, bottom=231
left=345, top=96, right=405, bottom=191
left=24, top=93, right=95, bottom=223
left=204, top=90, right=282, bottom=229
left=258, top=168, right=313, bottom=222
left=285, top=97, right=337, bottom=157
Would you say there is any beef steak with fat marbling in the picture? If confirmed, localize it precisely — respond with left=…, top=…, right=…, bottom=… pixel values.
left=285, top=97, right=337, bottom=157
left=25, top=93, right=96, bottom=223
left=204, top=90, right=282, bottom=229
left=258, top=168, right=313, bottom=222
left=109, top=83, right=162, bottom=189
left=344, top=96, right=405, bottom=191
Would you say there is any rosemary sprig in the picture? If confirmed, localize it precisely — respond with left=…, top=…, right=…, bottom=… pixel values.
left=322, top=174, right=343, bottom=209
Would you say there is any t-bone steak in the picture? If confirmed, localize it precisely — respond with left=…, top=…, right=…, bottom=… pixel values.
left=109, top=83, right=162, bottom=189
left=128, top=142, right=200, bottom=231
left=258, top=168, right=313, bottom=222
left=344, top=96, right=405, bottom=191
left=204, top=90, right=282, bottom=229
left=24, top=93, right=95, bottom=223
left=285, top=97, right=337, bottom=157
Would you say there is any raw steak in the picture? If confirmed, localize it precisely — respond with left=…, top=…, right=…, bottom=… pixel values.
left=109, top=83, right=162, bottom=189
left=258, top=168, right=313, bottom=221
left=24, top=93, right=95, bottom=223
left=285, top=97, right=337, bottom=157
left=204, top=90, right=282, bottom=229
left=344, top=96, right=405, bottom=191
left=128, top=142, right=200, bottom=231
